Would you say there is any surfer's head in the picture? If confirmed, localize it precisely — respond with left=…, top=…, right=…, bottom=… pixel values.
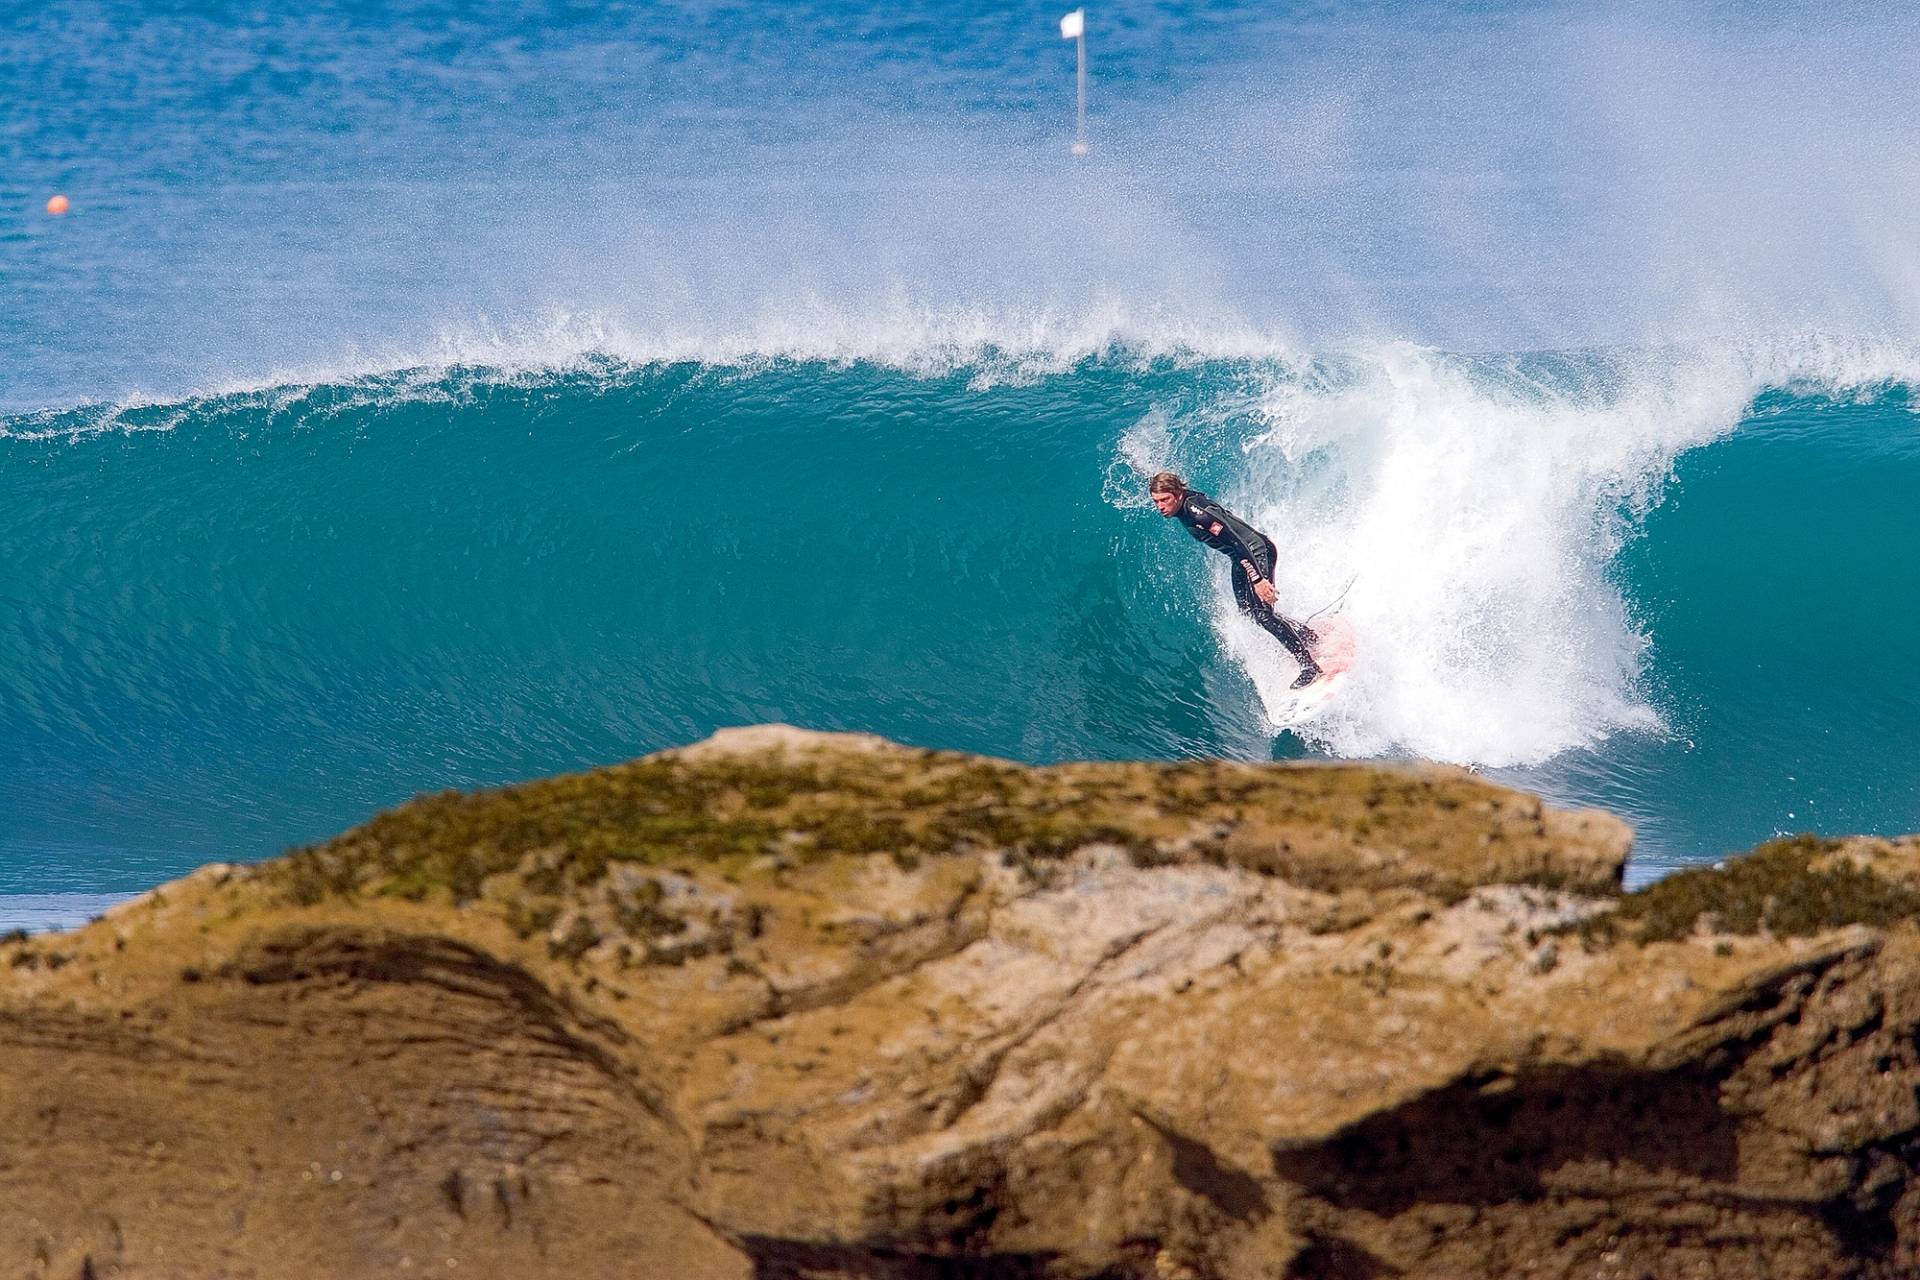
left=1149, top=471, right=1186, bottom=516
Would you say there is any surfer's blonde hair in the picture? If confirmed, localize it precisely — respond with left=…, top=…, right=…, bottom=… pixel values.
left=1148, top=472, right=1186, bottom=496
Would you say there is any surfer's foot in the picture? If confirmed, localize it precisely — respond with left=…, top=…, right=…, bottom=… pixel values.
left=1290, top=666, right=1322, bottom=690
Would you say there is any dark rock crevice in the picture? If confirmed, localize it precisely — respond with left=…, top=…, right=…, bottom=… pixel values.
left=739, top=1237, right=1070, bottom=1280
left=1271, top=1062, right=1740, bottom=1216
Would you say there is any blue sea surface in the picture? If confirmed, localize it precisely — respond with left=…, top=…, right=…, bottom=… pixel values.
left=5, top=1, right=1919, bottom=915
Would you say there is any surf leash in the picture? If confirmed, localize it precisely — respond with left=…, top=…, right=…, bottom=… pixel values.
left=1304, top=573, right=1359, bottom=622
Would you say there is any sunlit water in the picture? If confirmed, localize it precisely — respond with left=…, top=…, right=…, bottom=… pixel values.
left=6, top=1, right=1919, bottom=923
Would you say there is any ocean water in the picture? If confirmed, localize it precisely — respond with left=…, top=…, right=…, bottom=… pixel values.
left=5, top=1, right=1920, bottom=923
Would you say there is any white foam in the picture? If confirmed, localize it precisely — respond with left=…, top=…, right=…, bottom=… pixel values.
left=2, top=297, right=1307, bottom=438
left=1119, top=334, right=1920, bottom=768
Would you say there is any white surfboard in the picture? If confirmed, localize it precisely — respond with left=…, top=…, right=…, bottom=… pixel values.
left=1271, top=614, right=1356, bottom=725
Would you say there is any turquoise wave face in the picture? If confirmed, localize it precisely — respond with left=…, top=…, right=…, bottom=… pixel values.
left=0, top=362, right=1235, bottom=891
left=4, top=357, right=1918, bottom=893
left=1570, top=387, right=1920, bottom=877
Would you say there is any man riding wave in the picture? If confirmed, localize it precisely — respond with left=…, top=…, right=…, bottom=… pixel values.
left=1149, top=471, right=1322, bottom=689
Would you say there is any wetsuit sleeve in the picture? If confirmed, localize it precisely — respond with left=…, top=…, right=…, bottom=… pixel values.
left=1242, top=534, right=1276, bottom=582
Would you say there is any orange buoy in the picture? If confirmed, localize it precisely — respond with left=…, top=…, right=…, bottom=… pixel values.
left=46, top=195, right=70, bottom=216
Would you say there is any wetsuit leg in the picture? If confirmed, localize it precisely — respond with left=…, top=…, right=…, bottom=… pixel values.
left=1232, top=563, right=1320, bottom=670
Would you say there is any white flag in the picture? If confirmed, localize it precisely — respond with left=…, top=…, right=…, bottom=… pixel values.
left=1059, top=9, right=1084, bottom=39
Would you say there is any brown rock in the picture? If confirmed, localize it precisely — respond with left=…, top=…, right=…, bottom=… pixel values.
left=2, top=729, right=1916, bottom=1279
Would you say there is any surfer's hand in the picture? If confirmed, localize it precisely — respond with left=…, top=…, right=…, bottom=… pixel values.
left=1253, top=579, right=1277, bottom=605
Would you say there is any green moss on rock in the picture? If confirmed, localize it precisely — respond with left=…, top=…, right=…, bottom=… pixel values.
left=1581, top=836, right=1920, bottom=944
left=265, top=732, right=1626, bottom=912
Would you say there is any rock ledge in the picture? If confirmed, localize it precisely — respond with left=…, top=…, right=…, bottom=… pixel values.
left=5, top=728, right=1920, bottom=1280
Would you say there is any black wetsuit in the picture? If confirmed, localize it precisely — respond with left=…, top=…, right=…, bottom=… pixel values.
left=1174, top=490, right=1319, bottom=673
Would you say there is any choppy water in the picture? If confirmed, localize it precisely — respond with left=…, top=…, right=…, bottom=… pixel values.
left=6, top=1, right=1920, bottom=921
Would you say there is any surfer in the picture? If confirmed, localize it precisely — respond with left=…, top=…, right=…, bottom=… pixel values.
left=1149, top=472, right=1323, bottom=689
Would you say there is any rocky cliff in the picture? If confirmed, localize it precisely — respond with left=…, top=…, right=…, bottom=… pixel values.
left=6, top=727, right=1920, bottom=1279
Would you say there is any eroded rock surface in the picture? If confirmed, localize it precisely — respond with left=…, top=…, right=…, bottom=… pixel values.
left=5, top=728, right=1920, bottom=1279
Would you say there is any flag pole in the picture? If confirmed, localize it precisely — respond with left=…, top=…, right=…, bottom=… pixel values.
left=1060, top=9, right=1088, bottom=156
left=1074, top=27, right=1087, bottom=156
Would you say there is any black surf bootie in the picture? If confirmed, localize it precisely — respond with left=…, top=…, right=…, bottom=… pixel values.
left=1290, top=665, right=1322, bottom=690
